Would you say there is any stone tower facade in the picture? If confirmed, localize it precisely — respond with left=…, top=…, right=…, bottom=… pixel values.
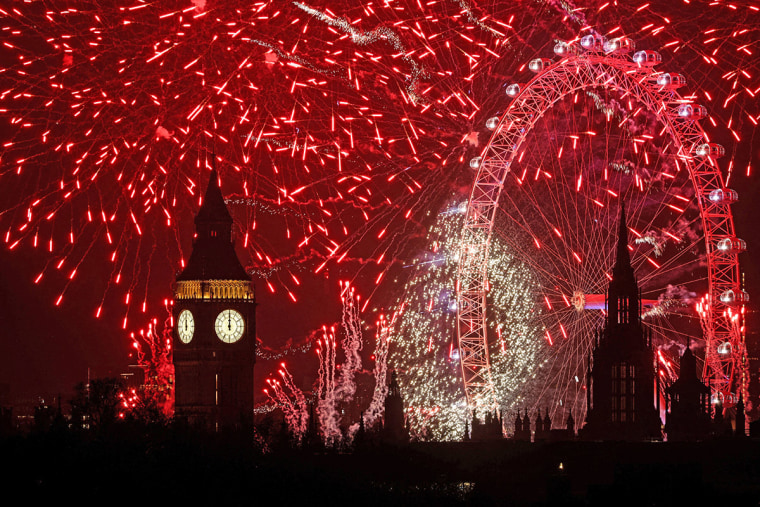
left=172, top=167, right=255, bottom=431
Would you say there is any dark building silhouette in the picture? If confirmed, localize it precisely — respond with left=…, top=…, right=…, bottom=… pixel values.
left=303, top=402, right=324, bottom=450
left=717, top=394, right=747, bottom=438
left=354, top=412, right=367, bottom=448
left=565, top=411, right=575, bottom=438
left=713, top=399, right=730, bottom=436
left=736, top=394, right=746, bottom=437
left=512, top=409, right=530, bottom=441
left=749, top=404, right=760, bottom=438
left=545, top=410, right=579, bottom=442
left=664, top=338, right=712, bottom=441
left=513, top=411, right=524, bottom=440
left=510, top=408, right=575, bottom=442
left=533, top=408, right=553, bottom=442
left=382, top=371, right=408, bottom=443
left=172, top=166, right=256, bottom=431
left=534, top=408, right=544, bottom=439
left=470, top=409, right=503, bottom=441
left=582, top=204, right=661, bottom=441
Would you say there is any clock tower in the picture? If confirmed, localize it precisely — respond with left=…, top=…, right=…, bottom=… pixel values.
left=173, top=167, right=255, bottom=431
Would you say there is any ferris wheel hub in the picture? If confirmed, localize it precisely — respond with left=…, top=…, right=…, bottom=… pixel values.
left=571, top=290, right=586, bottom=312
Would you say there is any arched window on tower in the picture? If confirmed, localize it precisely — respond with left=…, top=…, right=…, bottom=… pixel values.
left=611, top=361, right=636, bottom=422
left=617, top=296, right=629, bottom=324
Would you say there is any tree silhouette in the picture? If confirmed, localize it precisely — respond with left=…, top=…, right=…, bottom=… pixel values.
left=70, top=377, right=123, bottom=432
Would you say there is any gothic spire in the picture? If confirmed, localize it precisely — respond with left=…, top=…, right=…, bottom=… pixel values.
left=613, top=201, right=634, bottom=279
left=177, top=164, right=249, bottom=281
left=608, top=201, right=639, bottom=327
left=680, top=338, right=698, bottom=381
left=195, top=165, right=233, bottom=226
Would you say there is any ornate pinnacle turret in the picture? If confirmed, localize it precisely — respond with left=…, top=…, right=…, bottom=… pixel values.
left=613, top=202, right=632, bottom=275
left=566, top=411, right=575, bottom=435
left=680, top=338, right=698, bottom=382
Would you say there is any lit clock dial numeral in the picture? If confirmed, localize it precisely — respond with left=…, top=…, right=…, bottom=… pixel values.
left=177, top=310, right=195, bottom=344
left=215, top=309, right=244, bottom=343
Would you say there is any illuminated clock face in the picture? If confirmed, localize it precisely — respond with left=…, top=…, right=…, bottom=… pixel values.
left=177, top=310, right=195, bottom=344
left=215, top=309, right=244, bottom=343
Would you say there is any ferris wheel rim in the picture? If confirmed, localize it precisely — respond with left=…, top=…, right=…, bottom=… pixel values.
left=456, top=47, right=744, bottom=414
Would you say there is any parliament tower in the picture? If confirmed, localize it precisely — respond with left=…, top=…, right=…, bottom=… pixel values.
left=664, top=338, right=712, bottom=441
left=583, top=204, right=661, bottom=441
left=172, top=168, right=255, bottom=430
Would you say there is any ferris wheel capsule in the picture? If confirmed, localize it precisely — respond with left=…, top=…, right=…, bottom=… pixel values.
left=656, top=72, right=687, bottom=89
left=485, top=117, right=500, bottom=130
left=719, top=289, right=749, bottom=305
left=676, top=103, right=708, bottom=120
left=716, top=237, right=747, bottom=254
left=695, top=143, right=725, bottom=158
left=632, top=50, right=662, bottom=66
left=580, top=34, right=605, bottom=51
left=708, top=188, right=738, bottom=204
left=506, top=84, right=521, bottom=97
left=603, top=37, right=635, bottom=54
left=469, top=156, right=482, bottom=169
left=553, top=41, right=570, bottom=56
left=528, top=58, right=553, bottom=73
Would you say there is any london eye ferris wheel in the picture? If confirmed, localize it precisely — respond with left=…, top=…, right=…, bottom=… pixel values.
left=457, top=34, right=746, bottom=421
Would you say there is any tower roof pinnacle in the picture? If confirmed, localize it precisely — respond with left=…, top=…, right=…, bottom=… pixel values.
left=195, top=166, right=233, bottom=227
left=177, top=165, right=249, bottom=282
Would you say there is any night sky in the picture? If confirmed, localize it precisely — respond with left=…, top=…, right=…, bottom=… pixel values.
left=0, top=0, right=759, bottom=410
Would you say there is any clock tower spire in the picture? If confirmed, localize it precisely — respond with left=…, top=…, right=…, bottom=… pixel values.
left=173, top=165, right=255, bottom=431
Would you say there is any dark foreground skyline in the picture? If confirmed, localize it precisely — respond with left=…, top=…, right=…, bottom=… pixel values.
left=3, top=418, right=760, bottom=507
